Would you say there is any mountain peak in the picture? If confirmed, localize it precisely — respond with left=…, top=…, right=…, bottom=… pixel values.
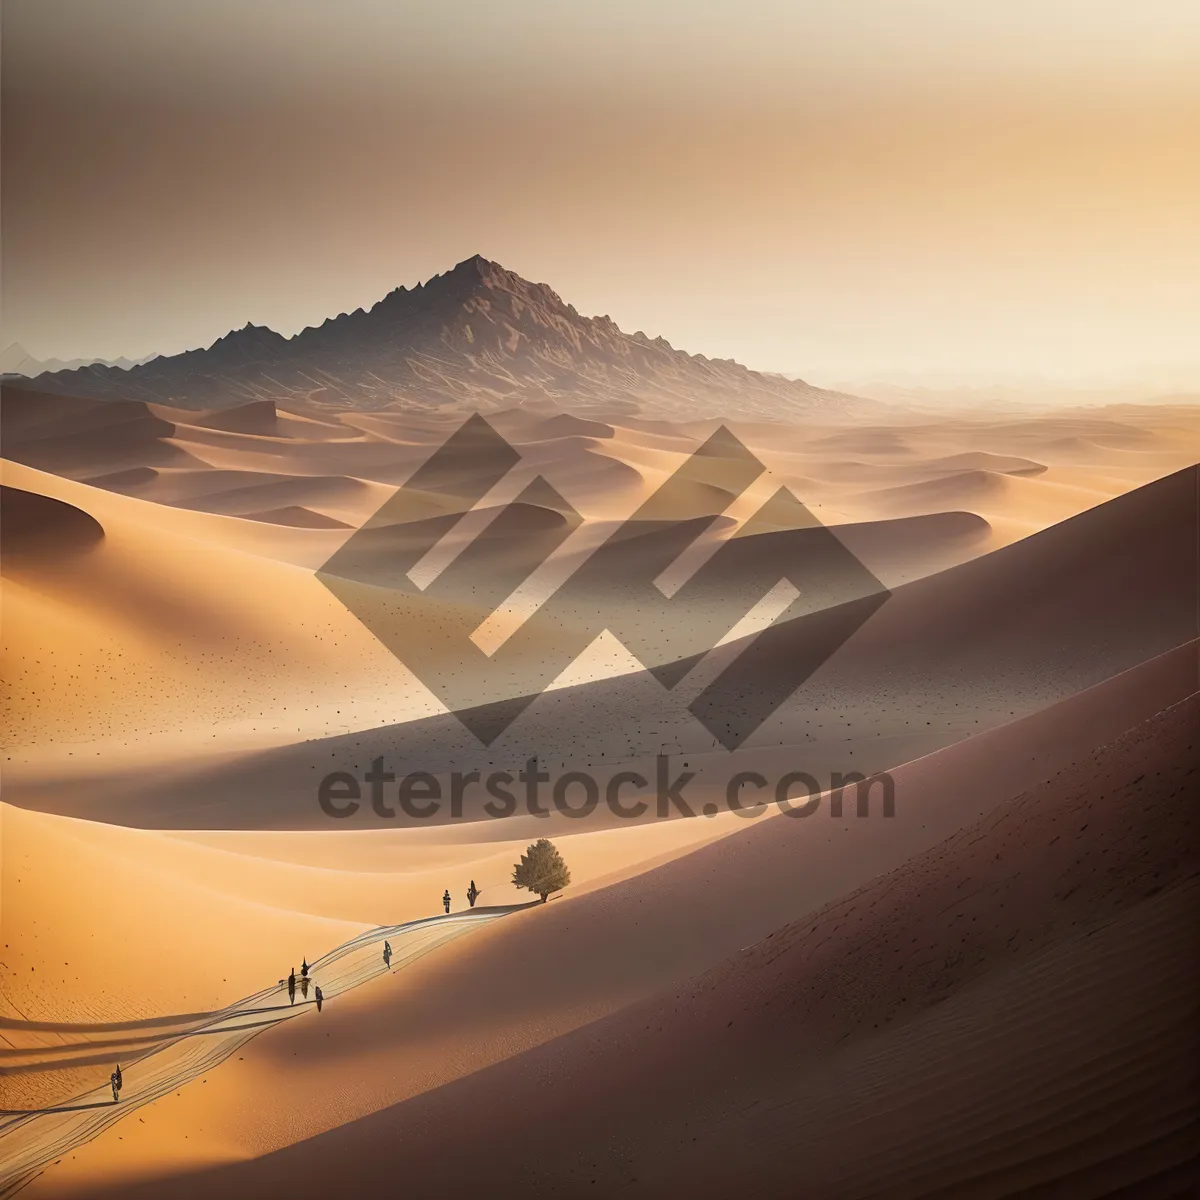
left=25, top=256, right=870, bottom=421
left=455, top=253, right=496, bottom=275
left=444, top=254, right=547, bottom=296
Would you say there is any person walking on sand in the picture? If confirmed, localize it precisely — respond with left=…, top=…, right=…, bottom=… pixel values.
left=115, top=1063, right=122, bottom=1091
left=442, top=888, right=451, bottom=914
left=315, top=985, right=323, bottom=1013
left=288, top=967, right=296, bottom=1006
left=467, top=880, right=479, bottom=908
left=110, top=1071, right=120, bottom=1103
left=383, top=940, right=392, bottom=969
left=301, top=958, right=309, bottom=979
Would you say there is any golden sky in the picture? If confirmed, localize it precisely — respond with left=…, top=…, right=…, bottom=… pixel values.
left=3, top=0, right=1198, bottom=385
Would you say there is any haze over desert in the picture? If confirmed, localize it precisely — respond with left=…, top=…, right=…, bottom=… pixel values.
left=3, top=3, right=1200, bottom=1197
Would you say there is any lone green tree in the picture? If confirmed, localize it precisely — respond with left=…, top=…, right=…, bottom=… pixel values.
left=512, top=838, right=571, bottom=903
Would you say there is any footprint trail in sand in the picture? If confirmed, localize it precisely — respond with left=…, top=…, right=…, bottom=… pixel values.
left=0, top=908, right=514, bottom=1196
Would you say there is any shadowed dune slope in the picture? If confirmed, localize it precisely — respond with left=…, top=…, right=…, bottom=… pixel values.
left=103, top=690, right=1199, bottom=1199
left=19, top=465, right=1191, bottom=830
left=32, top=643, right=1196, bottom=1196
left=0, top=486, right=104, bottom=563
left=240, top=506, right=352, bottom=529
left=0, top=794, right=748, bottom=1115
left=189, top=400, right=285, bottom=436
left=0, top=460, right=421, bottom=763
left=1, top=386, right=200, bottom=475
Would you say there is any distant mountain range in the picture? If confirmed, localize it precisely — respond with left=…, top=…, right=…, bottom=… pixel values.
left=0, top=343, right=157, bottom=377
left=18, top=256, right=872, bottom=422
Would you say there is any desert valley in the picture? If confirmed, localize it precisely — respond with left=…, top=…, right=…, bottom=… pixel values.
left=1, top=256, right=1198, bottom=1198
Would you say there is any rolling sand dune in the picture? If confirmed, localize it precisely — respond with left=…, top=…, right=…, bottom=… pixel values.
left=17, top=466, right=1191, bottom=830
left=73, top=685, right=1198, bottom=1200
left=79, top=466, right=159, bottom=492
left=0, top=460, right=436, bottom=767
left=1, top=388, right=204, bottom=476
left=25, top=643, right=1197, bottom=1197
left=848, top=466, right=1110, bottom=524
left=188, top=400, right=297, bottom=437
left=239, top=506, right=352, bottom=529
left=0, top=909, right=516, bottom=1196
left=5, top=257, right=1198, bottom=1199
left=90, top=467, right=320, bottom=503
left=7, top=383, right=1194, bottom=578
left=807, top=427, right=916, bottom=455
left=734, top=407, right=1198, bottom=544
left=162, top=430, right=426, bottom=485
left=829, top=510, right=991, bottom=582
left=150, top=399, right=347, bottom=437
left=918, top=449, right=1047, bottom=475
left=788, top=454, right=1044, bottom=497
left=978, top=415, right=1161, bottom=450
left=516, top=412, right=616, bottom=441
left=80, top=466, right=394, bottom=528
left=168, top=475, right=381, bottom=520
left=2, top=389, right=164, bottom=442
left=0, top=486, right=105, bottom=562
left=0, top=802, right=368, bottom=1108
left=0, top=792, right=754, bottom=1119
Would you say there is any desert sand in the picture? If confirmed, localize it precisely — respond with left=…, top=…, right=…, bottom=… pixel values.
left=66, top=687, right=1198, bottom=1198
left=2, top=326, right=1198, bottom=1199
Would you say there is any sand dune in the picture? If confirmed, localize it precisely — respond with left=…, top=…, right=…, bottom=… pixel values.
left=0, top=460, right=434, bottom=768
left=80, top=466, right=159, bottom=492
left=519, top=412, right=616, bottom=441
left=2, top=388, right=162, bottom=442
left=829, top=509, right=990, bottom=582
left=10, top=383, right=1194, bottom=563
left=7, top=446, right=1186, bottom=819
left=240, top=506, right=352, bottom=529
left=74, top=684, right=1197, bottom=1199
left=0, top=789, right=749, bottom=1123
left=168, top=475, right=381, bottom=521
left=919, top=449, right=1047, bottom=475
left=26, top=639, right=1196, bottom=1197
left=0, top=486, right=105, bottom=563
left=189, top=400, right=294, bottom=437
left=0, top=911, right=517, bottom=1197
left=80, top=466, right=393, bottom=527
left=7, top=385, right=1194, bottom=608
left=808, top=427, right=916, bottom=455
left=2, top=387, right=203, bottom=476
left=5, top=256, right=1199, bottom=1200
left=849, top=466, right=1109, bottom=524
left=3, top=383, right=1196, bottom=1194
left=18, top=466, right=1190, bottom=831
left=9, top=636, right=1186, bottom=1161
left=0, top=802, right=368, bottom=1108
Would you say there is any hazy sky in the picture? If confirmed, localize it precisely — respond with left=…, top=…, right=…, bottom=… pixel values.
left=3, top=1, right=1199, bottom=385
